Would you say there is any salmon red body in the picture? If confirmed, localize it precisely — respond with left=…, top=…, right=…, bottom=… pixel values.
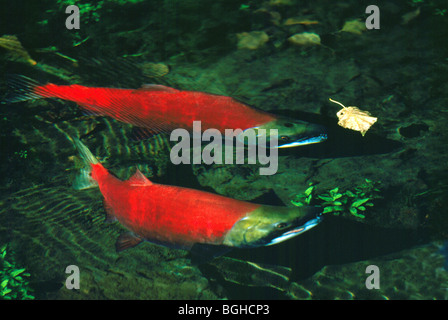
left=92, top=162, right=260, bottom=248
left=6, top=75, right=328, bottom=148
left=34, top=83, right=276, bottom=132
left=73, top=139, right=323, bottom=254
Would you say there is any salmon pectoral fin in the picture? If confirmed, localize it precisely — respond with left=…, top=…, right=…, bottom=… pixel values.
left=189, top=243, right=233, bottom=265
left=115, top=232, right=143, bottom=252
left=103, top=199, right=117, bottom=223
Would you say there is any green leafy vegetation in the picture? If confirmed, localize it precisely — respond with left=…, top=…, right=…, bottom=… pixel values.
left=14, top=150, right=28, bottom=159
left=409, top=0, right=448, bottom=16
left=0, top=244, right=34, bottom=300
left=57, top=1, right=104, bottom=23
left=291, top=179, right=382, bottom=219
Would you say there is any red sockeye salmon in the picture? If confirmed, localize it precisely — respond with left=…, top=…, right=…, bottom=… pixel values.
left=72, top=138, right=322, bottom=259
left=6, top=75, right=327, bottom=148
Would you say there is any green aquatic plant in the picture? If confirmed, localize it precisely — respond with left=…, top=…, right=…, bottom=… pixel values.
left=51, top=0, right=155, bottom=30
left=58, top=0, right=104, bottom=23
left=0, top=244, right=34, bottom=300
left=408, top=0, right=448, bottom=16
left=14, top=150, right=28, bottom=159
left=291, top=179, right=381, bottom=219
left=291, top=183, right=315, bottom=206
left=434, top=8, right=447, bottom=15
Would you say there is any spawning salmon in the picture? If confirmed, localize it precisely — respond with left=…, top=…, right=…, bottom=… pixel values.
left=6, top=75, right=327, bottom=148
left=72, top=138, right=323, bottom=260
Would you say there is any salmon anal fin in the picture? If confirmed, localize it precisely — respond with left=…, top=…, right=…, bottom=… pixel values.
left=128, top=169, right=152, bottom=186
left=130, top=127, right=157, bottom=141
left=78, top=103, right=103, bottom=116
left=134, top=84, right=178, bottom=93
left=115, top=232, right=143, bottom=252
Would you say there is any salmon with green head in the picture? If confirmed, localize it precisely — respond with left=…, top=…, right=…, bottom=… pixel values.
left=71, top=138, right=323, bottom=260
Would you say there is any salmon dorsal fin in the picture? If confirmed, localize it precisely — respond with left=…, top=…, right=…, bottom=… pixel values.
left=128, top=169, right=152, bottom=186
left=135, top=84, right=178, bottom=93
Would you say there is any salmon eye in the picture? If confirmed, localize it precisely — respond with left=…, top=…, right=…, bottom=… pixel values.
left=276, top=222, right=288, bottom=229
left=280, top=136, right=290, bottom=141
left=284, top=122, right=293, bottom=128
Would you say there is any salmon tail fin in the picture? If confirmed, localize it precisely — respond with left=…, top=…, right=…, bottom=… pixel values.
left=73, top=138, right=99, bottom=166
left=73, top=167, right=98, bottom=190
left=3, top=74, right=48, bottom=103
left=71, top=138, right=100, bottom=190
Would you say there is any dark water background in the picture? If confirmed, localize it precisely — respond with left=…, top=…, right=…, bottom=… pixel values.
left=0, top=0, right=448, bottom=300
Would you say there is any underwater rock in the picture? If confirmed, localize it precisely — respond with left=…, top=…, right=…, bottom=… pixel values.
left=56, top=258, right=220, bottom=299
left=269, top=0, right=294, bottom=6
left=94, top=258, right=217, bottom=300
left=209, top=256, right=292, bottom=292
left=192, top=163, right=269, bottom=200
left=237, top=31, right=270, bottom=50
left=340, top=19, right=367, bottom=35
left=287, top=32, right=321, bottom=46
left=398, top=123, right=429, bottom=138
left=284, top=18, right=319, bottom=26
left=140, top=62, right=170, bottom=78
left=288, top=242, right=448, bottom=300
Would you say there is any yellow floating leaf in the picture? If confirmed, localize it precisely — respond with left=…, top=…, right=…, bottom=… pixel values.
left=288, top=32, right=321, bottom=46
left=340, top=19, right=366, bottom=35
left=0, top=34, right=37, bottom=66
left=329, top=98, right=377, bottom=136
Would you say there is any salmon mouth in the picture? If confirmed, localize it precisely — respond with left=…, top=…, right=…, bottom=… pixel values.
left=278, top=133, right=328, bottom=148
left=277, top=122, right=328, bottom=148
left=266, top=214, right=323, bottom=246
